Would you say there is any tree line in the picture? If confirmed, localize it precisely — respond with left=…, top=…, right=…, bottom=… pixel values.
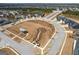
left=62, top=10, right=79, bottom=16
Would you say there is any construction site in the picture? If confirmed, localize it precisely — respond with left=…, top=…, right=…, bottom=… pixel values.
left=0, top=3, right=79, bottom=55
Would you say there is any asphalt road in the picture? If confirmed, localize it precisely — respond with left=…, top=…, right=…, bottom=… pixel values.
left=47, top=18, right=66, bottom=55
left=44, top=11, right=62, bottom=20
left=0, top=11, right=66, bottom=55
left=43, top=11, right=66, bottom=55
left=0, top=32, right=38, bottom=55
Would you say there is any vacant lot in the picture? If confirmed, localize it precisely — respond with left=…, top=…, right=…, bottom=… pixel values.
left=60, top=32, right=74, bottom=55
left=7, top=20, right=55, bottom=48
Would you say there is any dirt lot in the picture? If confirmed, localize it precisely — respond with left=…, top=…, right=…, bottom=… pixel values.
left=7, top=20, right=55, bottom=48
left=60, top=32, right=74, bottom=55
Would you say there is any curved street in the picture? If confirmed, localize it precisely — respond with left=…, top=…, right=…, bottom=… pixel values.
left=47, top=18, right=66, bottom=55
left=0, top=32, right=37, bottom=55
left=0, top=11, right=67, bottom=55
left=43, top=11, right=66, bottom=55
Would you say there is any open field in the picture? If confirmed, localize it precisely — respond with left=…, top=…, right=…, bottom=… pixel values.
left=60, top=27, right=74, bottom=55
left=6, top=20, right=55, bottom=48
